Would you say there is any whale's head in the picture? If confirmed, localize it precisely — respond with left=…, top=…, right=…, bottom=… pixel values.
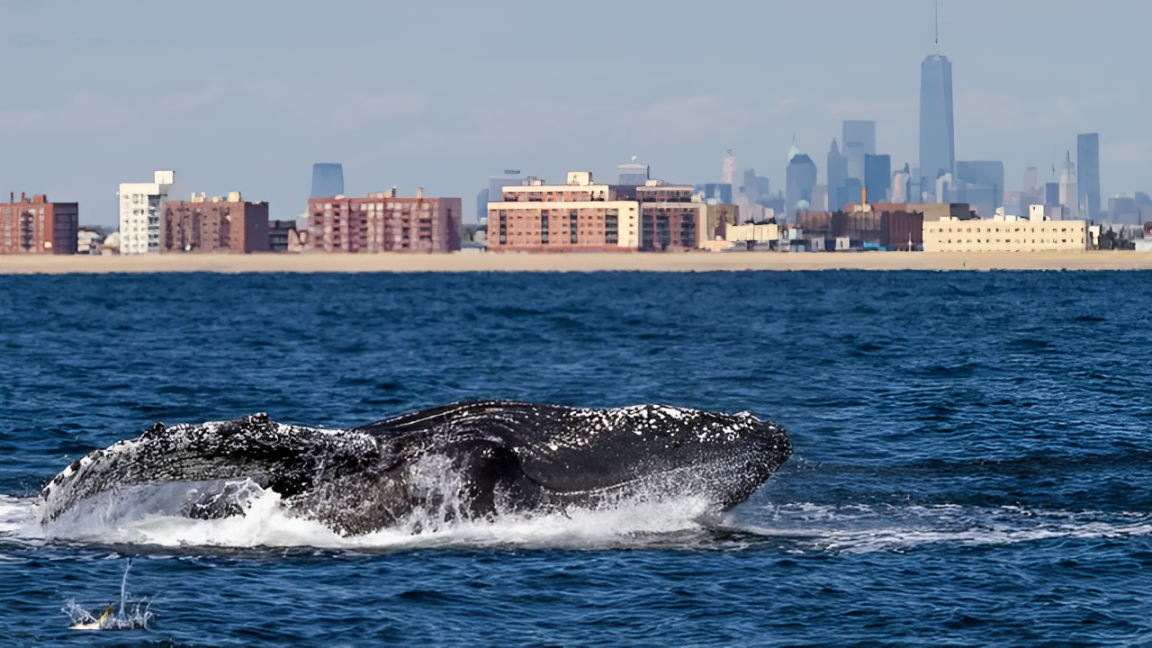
left=513, top=404, right=791, bottom=509
left=363, top=402, right=792, bottom=511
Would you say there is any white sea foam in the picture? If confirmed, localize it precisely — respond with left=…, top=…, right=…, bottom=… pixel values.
left=9, top=485, right=1152, bottom=553
left=736, top=502, right=1152, bottom=554
left=14, top=476, right=714, bottom=550
left=0, top=494, right=43, bottom=544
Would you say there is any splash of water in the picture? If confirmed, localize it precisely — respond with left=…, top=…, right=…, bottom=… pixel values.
left=9, top=487, right=1152, bottom=553
left=26, top=449, right=721, bottom=549
left=63, top=560, right=153, bottom=630
left=35, top=474, right=716, bottom=550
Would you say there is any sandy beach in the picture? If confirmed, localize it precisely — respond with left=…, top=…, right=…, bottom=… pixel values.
left=1, top=250, right=1151, bottom=274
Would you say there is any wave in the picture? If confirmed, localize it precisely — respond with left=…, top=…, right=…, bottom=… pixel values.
left=735, top=502, right=1152, bottom=554
left=7, top=489, right=1152, bottom=554
left=5, top=482, right=716, bottom=551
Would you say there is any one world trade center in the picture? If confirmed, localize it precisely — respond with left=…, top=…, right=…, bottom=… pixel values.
left=919, top=54, right=954, bottom=202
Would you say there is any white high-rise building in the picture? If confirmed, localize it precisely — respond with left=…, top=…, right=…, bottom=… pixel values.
left=118, top=170, right=174, bottom=255
left=935, top=173, right=953, bottom=204
left=891, top=171, right=907, bottom=203
left=722, top=150, right=736, bottom=185
left=1059, top=151, right=1078, bottom=219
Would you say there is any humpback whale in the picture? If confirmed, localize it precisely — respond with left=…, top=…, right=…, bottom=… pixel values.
left=37, top=401, right=791, bottom=536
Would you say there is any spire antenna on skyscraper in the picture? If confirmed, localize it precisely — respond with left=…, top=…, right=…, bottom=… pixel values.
left=935, top=0, right=939, bottom=54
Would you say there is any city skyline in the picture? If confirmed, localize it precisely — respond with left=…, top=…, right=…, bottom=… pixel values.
left=2, top=1, right=1151, bottom=226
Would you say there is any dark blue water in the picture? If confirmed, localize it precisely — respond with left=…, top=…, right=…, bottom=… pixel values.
left=2, top=271, right=1152, bottom=645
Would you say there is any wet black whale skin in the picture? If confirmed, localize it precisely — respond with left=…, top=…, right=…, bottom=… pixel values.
left=38, top=401, right=792, bottom=536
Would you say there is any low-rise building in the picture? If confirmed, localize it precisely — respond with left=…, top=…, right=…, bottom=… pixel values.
left=725, top=223, right=779, bottom=243
left=162, top=192, right=270, bottom=253
left=306, top=189, right=461, bottom=253
left=0, top=193, right=78, bottom=254
left=701, top=203, right=740, bottom=244
left=77, top=227, right=105, bottom=254
left=268, top=220, right=296, bottom=252
left=879, top=210, right=924, bottom=251
left=923, top=209, right=1088, bottom=252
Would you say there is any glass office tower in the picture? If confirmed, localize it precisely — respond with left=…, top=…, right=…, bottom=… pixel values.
left=919, top=55, right=955, bottom=201
left=310, top=163, right=345, bottom=199
left=1077, top=133, right=1101, bottom=219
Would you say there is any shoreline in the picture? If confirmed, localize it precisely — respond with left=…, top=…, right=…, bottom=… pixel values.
left=1, top=250, right=1151, bottom=274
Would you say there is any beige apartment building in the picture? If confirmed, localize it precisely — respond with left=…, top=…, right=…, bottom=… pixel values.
left=923, top=215, right=1088, bottom=252
left=487, top=172, right=640, bottom=252
left=487, top=173, right=737, bottom=252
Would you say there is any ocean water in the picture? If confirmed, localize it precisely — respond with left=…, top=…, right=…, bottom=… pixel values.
left=2, top=270, right=1151, bottom=646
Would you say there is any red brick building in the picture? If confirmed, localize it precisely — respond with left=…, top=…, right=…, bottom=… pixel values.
left=162, top=195, right=269, bottom=253
left=0, top=193, right=78, bottom=254
left=880, top=210, right=925, bottom=251
left=636, top=185, right=700, bottom=251
left=306, top=190, right=461, bottom=253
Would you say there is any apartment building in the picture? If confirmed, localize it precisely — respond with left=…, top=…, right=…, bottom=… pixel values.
left=636, top=184, right=703, bottom=251
left=0, top=193, right=78, bottom=254
left=306, top=189, right=461, bottom=253
left=119, top=170, right=174, bottom=255
left=162, top=192, right=270, bottom=253
left=487, top=172, right=640, bottom=252
left=923, top=210, right=1088, bottom=252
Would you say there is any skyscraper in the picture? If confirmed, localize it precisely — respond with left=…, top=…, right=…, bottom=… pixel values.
left=956, top=161, right=1004, bottom=214
left=703, top=183, right=733, bottom=204
left=844, top=178, right=863, bottom=206
left=845, top=142, right=866, bottom=182
left=722, top=150, right=737, bottom=185
left=618, top=159, right=649, bottom=186
left=892, top=169, right=908, bottom=203
left=843, top=120, right=876, bottom=156
left=310, top=163, right=344, bottom=199
left=919, top=55, right=955, bottom=201
left=827, top=139, right=847, bottom=211
left=1077, top=133, right=1101, bottom=219
left=476, top=188, right=489, bottom=223
left=742, top=169, right=759, bottom=204
left=785, top=151, right=817, bottom=221
left=488, top=170, right=525, bottom=206
left=864, top=154, right=891, bottom=202
left=1059, top=152, right=1078, bottom=219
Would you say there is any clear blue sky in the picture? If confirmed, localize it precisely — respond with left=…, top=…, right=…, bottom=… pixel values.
left=2, top=0, right=1148, bottom=225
